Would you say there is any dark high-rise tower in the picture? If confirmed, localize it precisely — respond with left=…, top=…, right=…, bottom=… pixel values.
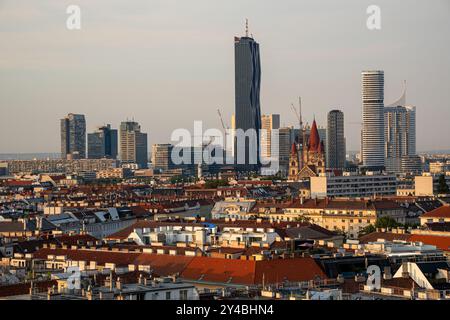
left=327, top=110, right=346, bottom=169
left=234, top=20, right=261, bottom=172
left=61, top=113, right=86, bottom=159
left=88, top=124, right=118, bottom=159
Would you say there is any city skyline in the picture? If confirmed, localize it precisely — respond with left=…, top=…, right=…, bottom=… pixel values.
left=1, top=0, right=450, bottom=154
left=1, top=1, right=450, bottom=305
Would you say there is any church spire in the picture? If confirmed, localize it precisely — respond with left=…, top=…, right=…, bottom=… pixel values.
left=308, top=119, right=320, bottom=151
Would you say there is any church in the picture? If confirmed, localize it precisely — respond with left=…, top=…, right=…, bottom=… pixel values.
left=288, top=119, right=326, bottom=180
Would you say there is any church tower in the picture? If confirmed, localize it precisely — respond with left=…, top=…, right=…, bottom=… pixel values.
left=288, top=143, right=300, bottom=180
left=302, top=119, right=326, bottom=175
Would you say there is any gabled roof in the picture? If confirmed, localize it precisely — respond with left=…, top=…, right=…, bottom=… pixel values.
left=31, top=247, right=327, bottom=286
left=0, top=280, right=57, bottom=298
left=421, top=205, right=450, bottom=219
left=359, top=232, right=411, bottom=244
left=254, top=257, right=327, bottom=285
left=180, top=256, right=327, bottom=285
left=181, top=257, right=256, bottom=284
left=409, top=234, right=450, bottom=252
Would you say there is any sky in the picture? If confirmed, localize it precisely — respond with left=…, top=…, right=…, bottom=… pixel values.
left=1, top=0, right=449, bottom=153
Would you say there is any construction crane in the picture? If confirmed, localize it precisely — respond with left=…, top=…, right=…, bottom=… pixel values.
left=290, top=97, right=303, bottom=129
left=217, top=108, right=229, bottom=131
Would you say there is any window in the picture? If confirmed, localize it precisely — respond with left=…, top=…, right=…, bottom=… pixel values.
left=180, top=290, right=188, bottom=300
left=166, top=292, right=171, bottom=300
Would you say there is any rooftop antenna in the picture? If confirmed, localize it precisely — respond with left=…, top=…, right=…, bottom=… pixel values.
left=245, top=18, right=249, bottom=37
left=298, top=96, right=303, bottom=130
left=403, top=79, right=407, bottom=104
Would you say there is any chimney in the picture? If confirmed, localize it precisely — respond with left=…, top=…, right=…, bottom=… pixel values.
left=108, top=270, right=114, bottom=291
left=401, top=263, right=409, bottom=278
left=116, top=277, right=122, bottom=290
left=383, top=266, right=392, bottom=280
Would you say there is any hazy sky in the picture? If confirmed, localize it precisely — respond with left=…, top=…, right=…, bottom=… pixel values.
left=1, top=0, right=449, bottom=153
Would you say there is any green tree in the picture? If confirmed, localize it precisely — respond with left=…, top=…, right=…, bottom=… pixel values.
left=359, top=224, right=376, bottom=236
left=375, top=216, right=400, bottom=229
left=204, top=179, right=228, bottom=189
left=437, top=174, right=450, bottom=194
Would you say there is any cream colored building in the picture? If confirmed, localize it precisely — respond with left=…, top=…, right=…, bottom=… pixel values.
left=239, top=198, right=405, bottom=239
left=415, top=174, right=434, bottom=196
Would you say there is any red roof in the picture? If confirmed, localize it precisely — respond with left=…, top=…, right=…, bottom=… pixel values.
left=308, top=119, right=320, bottom=151
left=31, top=248, right=326, bottom=285
left=133, top=254, right=194, bottom=275
left=359, top=232, right=411, bottom=244
left=3, top=180, right=34, bottom=187
left=421, top=205, right=450, bottom=219
left=291, top=143, right=297, bottom=155
left=409, top=234, right=450, bottom=252
left=181, top=257, right=256, bottom=284
left=254, top=257, right=327, bottom=284
left=180, top=256, right=326, bottom=285
left=0, top=280, right=57, bottom=298
left=54, top=234, right=98, bottom=246
left=318, top=141, right=325, bottom=154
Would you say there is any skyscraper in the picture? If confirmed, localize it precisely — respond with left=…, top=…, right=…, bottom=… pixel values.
left=326, top=110, right=346, bottom=170
left=362, top=70, right=385, bottom=170
left=278, top=127, right=294, bottom=176
left=88, top=124, right=118, bottom=159
left=119, top=121, right=148, bottom=169
left=384, top=105, right=418, bottom=173
left=152, top=144, right=174, bottom=172
left=234, top=21, right=262, bottom=172
left=60, top=113, right=86, bottom=160
left=261, top=114, right=280, bottom=160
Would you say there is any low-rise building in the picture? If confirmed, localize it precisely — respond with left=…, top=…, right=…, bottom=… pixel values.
left=310, top=172, right=397, bottom=198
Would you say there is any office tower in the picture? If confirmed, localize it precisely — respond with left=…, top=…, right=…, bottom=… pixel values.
left=60, top=113, right=86, bottom=160
left=261, top=114, right=280, bottom=160
left=119, top=121, right=148, bottom=169
left=152, top=144, right=173, bottom=172
left=234, top=21, right=262, bottom=172
left=384, top=105, right=418, bottom=173
left=327, top=110, right=346, bottom=169
left=278, top=127, right=294, bottom=175
left=88, top=125, right=118, bottom=159
left=362, top=70, right=385, bottom=170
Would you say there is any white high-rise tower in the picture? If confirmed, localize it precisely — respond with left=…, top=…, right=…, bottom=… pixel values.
left=362, top=70, right=385, bottom=169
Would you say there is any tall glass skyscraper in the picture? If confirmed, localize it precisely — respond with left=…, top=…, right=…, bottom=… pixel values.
left=60, top=113, right=86, bottom=159
left=88, top=124, right=118, bottom=159
left=362, top=70, right=385, bottom=170
left=327, top=110, right=346, bottom=170
left=234, top=24, right=262, bottom=172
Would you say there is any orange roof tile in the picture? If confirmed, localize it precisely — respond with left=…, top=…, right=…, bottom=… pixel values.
left=421, top=205, right=450, bottom=219
left=254, top=258, right=327, bottom=284
left=181, top=257, right=256, bottom=284
left=409, top=234, right=450, bottom=252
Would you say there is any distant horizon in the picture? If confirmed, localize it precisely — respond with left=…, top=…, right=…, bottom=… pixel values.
left=1, top=0, right=450, bottom=153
